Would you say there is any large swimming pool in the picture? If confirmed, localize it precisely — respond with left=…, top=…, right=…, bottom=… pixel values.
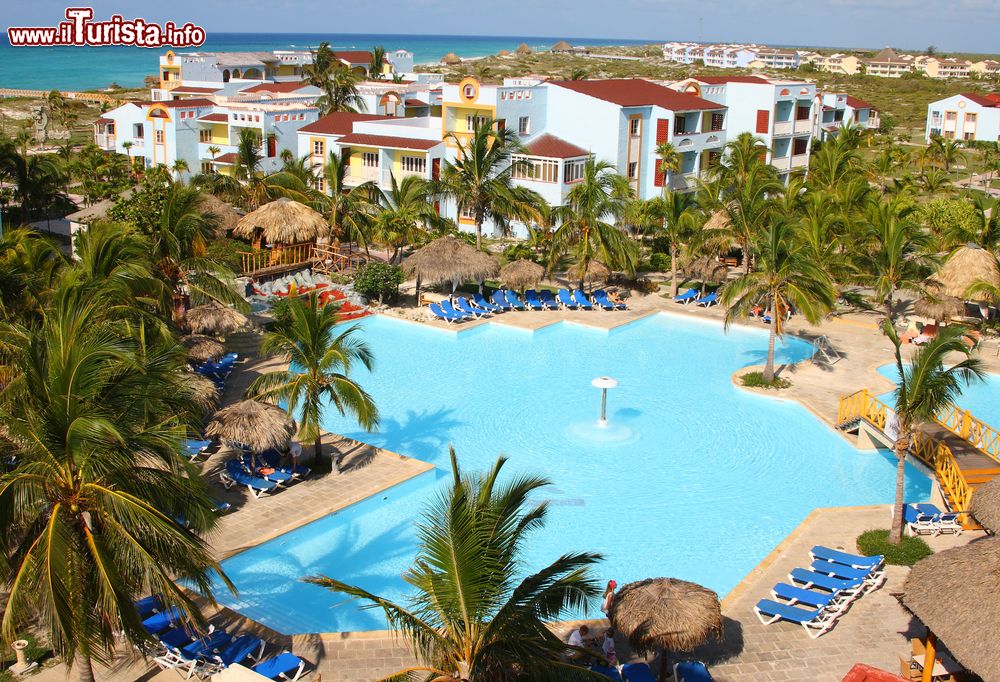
left=878, top=364, right=1000, bottom=424
left=212, top=313, right=931, bottom=634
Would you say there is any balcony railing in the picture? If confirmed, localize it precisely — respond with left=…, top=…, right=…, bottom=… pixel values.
left=773, top=120, right=794, bottom=136
left=791, top=153, right=810, bottom=168
left=95, top=133, right=116, bottom=150
left=345, top=166, right=380, bottom=184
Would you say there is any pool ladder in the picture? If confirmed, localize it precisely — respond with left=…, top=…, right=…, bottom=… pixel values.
left=811, top=335, right=841, bottom=364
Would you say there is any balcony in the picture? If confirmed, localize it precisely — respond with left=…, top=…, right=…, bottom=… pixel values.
left=791, top=153, right=809, bottom=168
left=793, top=118, right=812, bottom=134
left=773, top=120, right=794, bottom=136
left=95, top=133, right=116, bottom=150
left=670, top=170, right=707, bottom=192
left=345, top=166, right=380, bottom=184
left=671, top=130, right=725, bottom=151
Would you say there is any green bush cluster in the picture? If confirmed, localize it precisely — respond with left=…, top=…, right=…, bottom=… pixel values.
left=741, top=371, right=792, bottom=390
left=353, top=262, right=404, bottom=304
left=856, top=529, right=932, bottom=566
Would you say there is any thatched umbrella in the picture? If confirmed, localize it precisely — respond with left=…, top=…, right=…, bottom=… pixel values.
left=930, top=244, right=1000, bottom=300
left=199, top=193, right=242, bottom=236
left=497, top=49, right=512, bottom=57
left=441, top=52, right=462, bottom=65
left=900, top=537, right=1000, bottom=681
left=568, top=260, right=610, bottom=289
left=913, top=293, right=965, bottom=323
left=232, top=197, right=326, bottom=247
left=685, top=256, right=728, bottom=295
left=610, top=578, right=723, bottom=680
left=970, top=475, right=1000, bottom=533
left=499, top=259, right=543, bottom=292
left=206, top=399, right=295, bottom=452
left=183, top=372, right=220, bottom=411
left=704, top=209, right=731, bottom=231
left=184, top=302, right=249, bottom=336
left=516, top=43, right=533, bottom=56
left=402, top=236, right=499, bottom=299
left=180, top=334, right=226, bottom=363
left=551, top=40, right=573, bottom=52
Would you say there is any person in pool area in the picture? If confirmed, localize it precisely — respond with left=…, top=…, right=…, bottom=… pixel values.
left=285, top=440, right=302, bottom=469
left=601, top=628, right=617, bottom=666
left=566, top=624, right=593, bottom=661
left=600, top=580, right=617, bottom=616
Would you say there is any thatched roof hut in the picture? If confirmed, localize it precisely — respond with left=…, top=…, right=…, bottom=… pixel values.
left=900, top=537, right=1000, bottom=681
left=516, top=43, right=533, bottom=56
left=497, top=49, right=512, bottom=57
left=609, top=578, right=723, bottom=655
left=199, top=193, right=242, bottom=236
left=704, top=210, right=731, bottom=231
left=184, top=302, right=249, bottom=336
left=685, top=256, right=728, bottom=284
left=913, top=294, right=964, bottom=322
left=441, top=52, right=462, bottom=65
left=970, top=476, right=1000, bottom=533
left=206, top=399, right=296, bottom=452
left=551, top=40, right=573, bottom=52
left=402, top=236, right=499, bottom=292
left=182, top=372, right=220, bottom=410
left=931, top=244, right=1000, bottom=300
left=500, top=259, right=543, bottom=291
left=180, top=334, right=226, bottom=363
left=569, top=260, right=610, bottom=286
left=232, top=198, right=327, bottom=246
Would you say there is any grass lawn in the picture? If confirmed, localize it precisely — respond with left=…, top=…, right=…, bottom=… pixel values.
left=856, top=528, right=933, bottom=566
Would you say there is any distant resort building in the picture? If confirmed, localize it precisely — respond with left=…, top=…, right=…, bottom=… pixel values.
left=812, top=92, right=880, bottom=140
left=925, top=92, right=1000, bottom=142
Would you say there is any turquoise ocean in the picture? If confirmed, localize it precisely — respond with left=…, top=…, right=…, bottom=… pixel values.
left=0, top=32, right=655, bottom=91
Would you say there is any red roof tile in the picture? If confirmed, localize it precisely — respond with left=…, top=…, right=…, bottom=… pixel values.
left=405, top=98, right=429, bottom=106
left=523, top=134, right=589, bottom=159
left=140, top=98, right=215, bottom=109
left=198, top=113, right=229, bottom=123
left=240, top=81, right=311, bottom=94
left=213, top=153, right=238, bottom=164
left=332, top=50, right=377, bottom=64
left=171, top=86, right=220, bottom=94
left=298, top=112, right=391, bottom=136
left=962, top=92, right=1000, bottom=107
left=336, top=133, right=440, bottom=150
left=845, top=95, right=875, bottom=110
left=94, top=117, right=113, bottom=124
left=550, top=79, right=724, bottom=111
left=692, top=75, right=770, bottom=85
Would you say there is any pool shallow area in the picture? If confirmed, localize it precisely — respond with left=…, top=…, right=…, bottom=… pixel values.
left=213, top=313, right=931, bottom=635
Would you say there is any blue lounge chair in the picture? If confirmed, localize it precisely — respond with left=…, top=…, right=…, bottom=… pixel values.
left=573, top=289, right=594, bottom=310
left=259, top=449, right=311, bottom=479
left=673, top=661, right=714, bottom=682
left=556, top=289, right=578, bottom=309
left=753, top=598, right=839, bottom=638
left=809, top=546, right=883, bottom=571
left=674, top=288, right=699, bottom=304
left=696, top=292, right=718, bottom=307
left=212, top=499, right=232, bottom=514
left=787, top=568, right=864, bottom=595
left=489, top=290, right=513, bottom=310
left=810, top=559, right=883, bottom=588
left=504, top=289, right=528, bottom=310
left=590, top=665, right=622, bottom=681
left=240, top=455, right=294, bottom=486
left=771, top=582, right=843, bottom=610
left=429, top=302, right=468, bottom=324
left=440, top=299, right=473, bottom=320
left=473, top=292, right=504, bottom=313
left=621, top=663, right=656, bottom=682
left=142, top=606, right=183, bottom=635
left=157, top=629, right=232, bottom=677
left=183, top=439, right=212, bottom=458
left=536, top=289, right=561, bottom=310
left=522, top=289, right=546, bottom=310
left=253, top=652, right=306, bottom=681
left=220, top=459, right=278, bottom=499
left=914, top=503, right=963, bottom=535
left=590, top=290, right=616, bottom=311
left=594, top=289, right=627, bottom=310
left=456, top=297, right=490, bottom=318
left=157, top=626, right=195, bottom=652
left=198, top=635, right=266, bottom=677
left=134, top=594, right=163, bottom=620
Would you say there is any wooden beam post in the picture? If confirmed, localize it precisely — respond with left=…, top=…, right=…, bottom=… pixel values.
left=921, top=631, right=937, bottom=682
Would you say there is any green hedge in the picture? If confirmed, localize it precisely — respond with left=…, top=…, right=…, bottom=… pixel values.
left=856, top=529, right=932, bottom=566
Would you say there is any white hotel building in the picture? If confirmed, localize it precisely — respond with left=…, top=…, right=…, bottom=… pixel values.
left=925, top=93, right=1000, bottom=142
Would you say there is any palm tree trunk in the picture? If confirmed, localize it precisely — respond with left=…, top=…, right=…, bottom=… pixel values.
left=743, top=244, right=751, bottom=274
left=889, top=437, right=908, bottom=545
left=475, top=219, right=482, bottom=251
left=76, top=653, right=96, bottom=682
left=670, top=245, right=678, bottom=298
left=764, top=309, right=777, bottom=383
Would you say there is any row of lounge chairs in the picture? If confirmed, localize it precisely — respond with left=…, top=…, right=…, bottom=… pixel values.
left=430, top=289, right=627, bottom=324
left=137, top=595, right=306, bottom=680
left=673, top=289, right=718, bottom=308
left=754, top=545, right=885, bottom=638
left=903, top=503, right=963, bottom=537
left=218, top=449, right=311, bottom=499
left=588, top=661, right=711, bottom=681
left=193, top=352, right=239, bottom=395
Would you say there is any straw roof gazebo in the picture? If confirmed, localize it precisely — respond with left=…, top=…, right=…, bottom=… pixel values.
left=931, top=244, right=1000, bottom=299
left=184, top=302, right=249, bottom=336
left=206, top=399, right=296, bottom=452
left=182, top=372, right=220, bottom=410
left=499, top=259, right=543, bottom=291
left=685, top=256, right=728, bottom=285
left=402, top=236, right=499, bottom=298
left=610, top=578, right=723, bottom=679
left=232, top=198, right=327, bottom=247
left=199, top=193, right=242, bottom=236
left=551, top=40, right=573, bottom=52
left=900, top=537, right=1000, bottom=681
left=497, top=49, right=512, bottom=57
left=913, top=294, right=965, bottom=323
left=180, top=334, right=226, bottom=363
left=516, top=43, right=533, bottom=56
left=441, top=52, right=462, bottom=65
left=970, top=476, right=1000, bottom=533
left=704, top=209, right=731, bottom=231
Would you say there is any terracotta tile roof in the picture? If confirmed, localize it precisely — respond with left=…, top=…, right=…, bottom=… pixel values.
left=213, top=153, right=238, bottom=164
left=94, top=116, right=113, bottom=124
left=845, top=96, right=874, bottom=110
left=550, top=79, right=724, bottom=111
left=140, top=98, right=215, bottom=109
left=332, top=50, right=377, bottom=64
left=198, top=113, right=229, bottom=123
left=298, top=112, right=391, bottom=136
left=692, top=75, right=770, bottom=85
left=336, top=133, right=441, bottom=150
left=523, top=134, right=589, bottom=159
left=405, top=98, right=429, bottom=106
left=962, top=92, right=1000, bottom=107
left=171, top=86, right=220, bottom=94
left=240, top=81, right=311, bottom=94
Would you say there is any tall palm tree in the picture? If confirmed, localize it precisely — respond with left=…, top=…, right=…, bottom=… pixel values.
left=882, top=322, right=984, bottom=544
left=654, top=190, right=702, bottom=297
left=712, top=132, right=769, bottom=187
left=0, top=283, right=233, bottom=682
left=0, top=227, right=64, bottom=324
left=809, top=137, right=861, bottom=192
left=368, top=174, right=441, bottom=262
left=172, top=158, right=190, bottom=184
left=304, top=42, right=336, bottom=89
left=317, top=69, right=367, bottom=115
left=246, top=293, right=378, bottom=471
left=796, top=190, right=854, bottom=287
left=720, top=218, right=835, bottom=382
left=368, top=46, right=387, bottom=80
left=655, top=141, right=682, bottom=190
left=305, top=448, right=602, bottom=681
left=548, top=158, right=637, bottom=288
left=436, top=118, right=544, bottom=250
left=206, top=145, right=220, bottom=166
left=0, top=147, right=67, bottom=224
left=928, top=135, right=966, bottom=172
left=860, top=196, right=933, bottom=321
left=704, top=163, right=782, bottom=273
left=866, top=147, right=902, bottom=195
left=318, top=151, right=375, bottom=250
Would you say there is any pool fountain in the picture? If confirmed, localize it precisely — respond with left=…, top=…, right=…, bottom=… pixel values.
left=592, top=376, right=619, bottom=426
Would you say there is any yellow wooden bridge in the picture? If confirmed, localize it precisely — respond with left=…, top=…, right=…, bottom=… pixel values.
left=837, top=389, right=1000, bottom=528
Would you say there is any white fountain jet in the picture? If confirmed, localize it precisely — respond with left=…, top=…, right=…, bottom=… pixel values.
left=591, top=376, right=619, bottom=426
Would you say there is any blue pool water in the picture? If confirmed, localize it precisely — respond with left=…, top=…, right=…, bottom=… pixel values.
left=213, top=314, right=931, bottom=634
left=877, top=364, right=1000, bottom=425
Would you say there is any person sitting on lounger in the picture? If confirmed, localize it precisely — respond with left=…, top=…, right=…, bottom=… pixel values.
left=566, top=625, right=595, bottom=661
left=601, top=629, right=617, bottom=666
left=608, top=291, right=624, bottom=305
left=750, top=305, right=764, bottom=318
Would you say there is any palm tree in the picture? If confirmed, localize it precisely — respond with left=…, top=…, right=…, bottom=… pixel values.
left=796, top=190, right=854, bottom=287
left=304, top=42, right=336, bottom=89
left=809, top=137, right=861, bottom=192
left=928, top=135, right=966, bottom=172
left=720, top=218, right=835, bottom=382
left=206, top=145, right=220, bottom=165
left=435, top=118, right=544, bottom=250
left=246, top=293, right=378, bottom=471
left=655, top=190, right=702, bottom=297
left=368, top=174, right=441, bottom=262
left=860, top=196, right=933, bottom=321
left=0, top=147, right=67, bottom=224
left=368, top=46, right=387, bottom=80
left=0, top=227, right=64, bottom=324
left=866, top=147, right=900, bottom=195
left=0, top=283, right=233, bottom=682
left=712, top=132, right=769, bottom=187
left=920, top=166, right=952, bottom=195
left=705, top=163, right=782, bottom=273
left=172, top=158, right=190, bottom=184
left=317, top=69, right=367, bottom=115
left=655, top=141, right=682, bottom=190
left=318, top=151, right=375, bottom=250
left=882, top=322, right=984, bottom=544
left=305, top=448, right=602, bottom=681
left=548, top=158, right=637, bottom=288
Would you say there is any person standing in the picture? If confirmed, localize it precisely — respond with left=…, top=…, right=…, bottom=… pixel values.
left=600, top=580, right=617, bottom=616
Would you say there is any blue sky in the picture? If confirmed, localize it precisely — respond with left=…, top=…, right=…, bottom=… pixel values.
left=5, top=0, right=999, bottom=54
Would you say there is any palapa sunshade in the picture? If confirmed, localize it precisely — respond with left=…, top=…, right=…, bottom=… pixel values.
left=499, top=259, right=544, bottom=291
left=199, top=193, right=242, bottom=236
left=441, top=52, right=462, bottom=65
left=704, top=209, right=731, bottom=231
left=206, top=399, right=295, bottom=452
left=570, top=260, right=610, bottom=286
left=184, top=302, right=249, bottom=336
left=497, top=49, right=512, bottom=57
left=232, top=197, right=327, bottom=245
left=609, top=578, right=723, bottom=655
left=551, top=40, right=573, bottom=51
left=913, top=293, right=965, bottom=322
left=402, top=236, right=499, bottom=293
left=182, top=372, right=220, bottom=410
left=900, top=537, right=1000, bottom=681
left=180, top=334, right=226, bottom=363
left=970, top=475, right=1000, bottom=533
left=516, top=43, right=533, bottom=56
left=929, top=244, right=1000, bottom=300
left=684, top=255, right=728, bottom=284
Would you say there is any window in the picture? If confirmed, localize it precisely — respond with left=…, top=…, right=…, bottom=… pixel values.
left=312, top=140, right=325, bottom=156
left=673, top=116, right=687, bottom=135
left=510, top=156, right=558, bottom=183
left=710, top=112, right=724, bottom=132
left=463, top=83, right=476, bottom=99
left=401, top=156, right=426, bottom=174
left=460, top=205, right=476, bottom=222
left=833, top=110, right=844, bottom=122
left=200, top=129, right=211, bottom=143
left=627, top=161, right=638, bottom=179
left=796, top=105, right=811, bottom=121
left=964, top=132, right=975, bottom=141
left=518, top=116, right=530, bottom=135
left=200, top=161, right=212, bottom=174
left=930, top=112, right=943, bottom=126
left=945, top=111, right=957, bottom=122
left=133, top=124, right=144, bottom=138
left=466, top=114, right=488, bottom=132
left=792, top=137, right=808, bottom=155
left=564, top=159, right=586, bottom=183
left=313, top=176, right=326, bottom=192
left=154, top=130, right=164, bottom=144
left=629, top=118, right=641, bottom=137
left=363, top=152, right=379, bottom=167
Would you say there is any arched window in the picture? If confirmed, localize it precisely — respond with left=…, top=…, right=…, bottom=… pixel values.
left=222, top=69, right=230, bottom=82
left=232, top=69, right=241, bottom=79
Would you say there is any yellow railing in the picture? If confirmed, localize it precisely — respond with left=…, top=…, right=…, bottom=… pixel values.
left=238, top=242, right=315, bottom=275
left=837, top=389, right=887, bottom=430
left=936, top=404, right=1000, bottom=465
left=311, top=244, right=369, bottom=275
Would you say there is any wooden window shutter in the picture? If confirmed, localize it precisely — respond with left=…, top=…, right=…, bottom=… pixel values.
left=654, top=159, right=665, bottom=187
left=755, top=110, right=769, bottom=134
left=655, top=118, right=669, bottom=144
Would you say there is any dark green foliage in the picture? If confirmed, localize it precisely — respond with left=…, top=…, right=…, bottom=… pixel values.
left=107, top=168, right=172, bottom=231
left=353, top=262, right=404, bottom=304
left=741, top=371, right=792, bottom=390
left=204, top=237, right=252, bottom=273
left=856, top=529, right=932, bottom=566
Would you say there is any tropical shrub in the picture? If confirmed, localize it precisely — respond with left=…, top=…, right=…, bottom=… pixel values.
left=353, top=262, right=404, bottom=304
left=205, top=237, right=251, bottom=273
left=856, top=529, right=932, bottom=566
left=915, top=198, right=979, bottom=244
left=640, top=253, right=671, bottom=272
left=741, top=371, right=791, bottom=390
